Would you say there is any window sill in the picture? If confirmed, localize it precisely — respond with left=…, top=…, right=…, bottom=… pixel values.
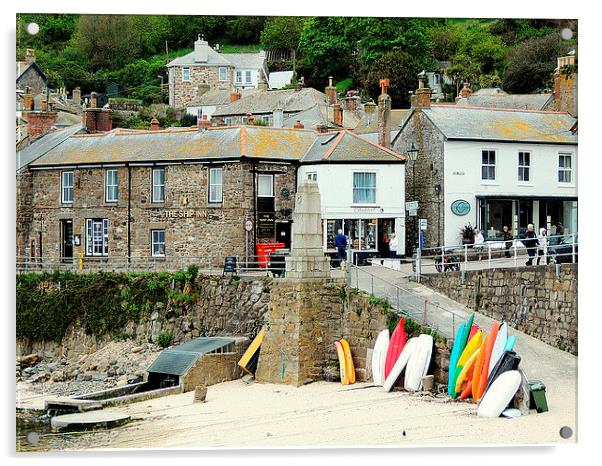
left=557, top=184, right=576, bottom=188
left=151, top=256, right=166, bottom=260
left=480, top=181, right=499, bottom=186
left=517, top=183, right=534, bottom=187
left=351, top=204, right=380, bottom=208
left=207, top=203, right=223, bottom=208
left=61, top=202, right=74, bottom=206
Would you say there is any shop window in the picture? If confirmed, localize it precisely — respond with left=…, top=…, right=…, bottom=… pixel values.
left=325, top=218, right=377, bottom=251
left=61, top=171, right=73, bottom=204
left=209, top=167, right=223, bottom=203
left=353, top=172, right=376, bottom=204
left=482, top=150, right=496, bottom=180
left=86, top=218, right=108, bottom=256
left=518, top=152, right=530, bottom=182
left=182, top=67, right=191, bottom=82
left=105, top=169, right=118, bottom=202
left=257, top=174, right=274, bottom=197
left=152, top=168, right=165, bottom=203
left=558, top=153, right=572, bottom=183
left=151, top=229, right=165, bottom=257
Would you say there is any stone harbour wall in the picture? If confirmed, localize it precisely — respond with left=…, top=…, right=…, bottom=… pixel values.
left=420, top=264, right=578, bottom=353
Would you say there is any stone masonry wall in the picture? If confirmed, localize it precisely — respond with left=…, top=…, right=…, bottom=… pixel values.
left=420, top=264, right=578, bottom=353
left=182, top=350, right=245, bottom=393
left=170, top=65, right=234, bottom=109
left=394, top=110, right=446, bottom=253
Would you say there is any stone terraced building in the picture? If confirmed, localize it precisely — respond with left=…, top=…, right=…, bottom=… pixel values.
left=16, top=122, right=405, bottom=269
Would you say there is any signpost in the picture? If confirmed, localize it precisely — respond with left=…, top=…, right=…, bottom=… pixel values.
left=419, top=218, right=428, bottom=231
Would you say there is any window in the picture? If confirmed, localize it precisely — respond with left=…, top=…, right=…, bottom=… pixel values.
left=353, top=172, right=376, bottom=204
left=209, top=167, right=223, bottom=203
left=325, top=218, right=377, bottom=251
left=257, top=174, right=274, bottom=197
left=182, top=67, right=190, bottom=82
left=262, top=115, right=270, bottom=125
left=152, top=168, right=165, bottom=203
left=105, top=169, right=118, bottom=202
left=235, top=71, right=242, bottom=83
left=558, top=153, right=572, bottom=183
left=481, top=150, right=496, bottom=180
left=151, top=230, right=165, bottom=257
left=219, top=67, right=228, bottom=82
left=518, top=152, right=530, bottom=182
left=245, top=70, right=252, bottom=84
left=224, top=117, right=232, bottom=126
left=61, top=171, right=74, bottom=204
left=86, top=219, right=108, bottom=256
left=307, top=172, right=317, bottom=182
left=242, top=116, right=248, bottom=124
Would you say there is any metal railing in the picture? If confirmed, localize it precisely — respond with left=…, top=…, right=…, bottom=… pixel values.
left=412, top=233, right=578, bottom=281
left=347, top=263, right=464, bottom=338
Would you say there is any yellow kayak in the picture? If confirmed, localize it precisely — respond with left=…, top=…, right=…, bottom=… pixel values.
left=334, top=341, right=349, bottom=385
left=340, top=339, right=356, bottom=385
left=457, top=331, right=483, bottom=367
left=455, top=347, right=481, bottom=394
left=237, top=328, right=265, bottom=375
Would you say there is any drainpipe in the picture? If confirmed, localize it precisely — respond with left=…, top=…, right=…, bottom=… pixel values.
left=127, top=163, right=132, bottom=264
left=252, top=160, right=257, bottom=257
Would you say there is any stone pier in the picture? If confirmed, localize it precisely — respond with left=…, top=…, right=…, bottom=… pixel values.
left=256, top=181, right=343, bottom=386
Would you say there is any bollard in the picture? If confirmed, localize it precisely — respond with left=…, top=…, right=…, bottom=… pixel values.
left=194, top=384, right=208, bottom=403
left=422, top=375, right=434, bottom=392
left=79, top=251, right=84, bottom=271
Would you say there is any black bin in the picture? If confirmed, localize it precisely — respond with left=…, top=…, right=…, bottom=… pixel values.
left=269, top=251, right=289, bottom=277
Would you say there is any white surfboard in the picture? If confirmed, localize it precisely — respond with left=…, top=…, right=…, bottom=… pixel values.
left=383, top=337, right=418, bottom=392
left=477, top=370, right=522, bottom=418
left=404, top=335, right=433, bottom=392
left=371, top=329, right=390, bottom=386
left=488, top=323, right=508, bottom=378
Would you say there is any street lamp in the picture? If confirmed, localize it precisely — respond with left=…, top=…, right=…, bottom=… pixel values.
left=406, top=143, right=419, bottom=250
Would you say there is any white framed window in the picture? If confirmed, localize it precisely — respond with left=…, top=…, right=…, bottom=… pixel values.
left=558, top=153, right=572, bottom=183
left=481, top=150, right=496, bottom=180
left=307, top=172, right=317, bottom=181
left=242, top=116, right=248, bottom=124
left=61, top=171, right=74, bottom=204
left=257, top=174, right=274, bottom=197
left=219, top=67, right=228, bottom=82
left=105, top=169, right=118, bottom=202
left=518, top=151, right=530, bottom=182
left=235, top=71, right=242, bottom=83
left=152, top=168, right=165, bottom=203
left=262, top=115, right=270, bottom=125
left=151, top=229, right=166, bottom=257
left=245, top=70, right=252, bottom=84
left=353, top=172, right=376, bottom=204
left=182, top=67, right=191, bottom=82
left=224, top=117, right=232, bottom=126
left=208, top=167, right=223, bottom=203
left=86, top=218, right=108, bottom=256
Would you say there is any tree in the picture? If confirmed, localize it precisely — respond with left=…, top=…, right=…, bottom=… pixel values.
left=224, top=16, right=267, bottom=44
left=74, top=15, right=142, bottom=70
left=260, top=16, right=305, bottom=52
left=503, top=34, right=567, bottom=93
left=363, top=49, right=422, bottom=107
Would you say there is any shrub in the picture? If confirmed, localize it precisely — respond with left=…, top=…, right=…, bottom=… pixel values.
left=157, top=330, right=173, bottom=348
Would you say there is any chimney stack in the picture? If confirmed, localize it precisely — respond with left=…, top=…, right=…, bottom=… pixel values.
left=411, top=71, right=432, bottom=109
left=72, top=87, right=81, bottom=105
left=344, top=90, right=360, bottom=111
left=194, top=34, right=209, bottom=63
left=316, top=124, right=329, bottom=134
left=333, top=103, right=343, bottom=127
left=25, top=48, right=35, bottom=65
left=293, top=120, right=304, bottom=129
left=41, top=98, right=48, bottom=112
left=198, top=114, right=211, bottom=129
left=230, top=89, right=241, bottom=102
left=273, top=108, right=284, bottom=128
left=457, top=82, right=472, bottom=100
left=90, top=91, right=98, bottom=109
left=553, top=54, right=578, bottom=117
left=23, top=93, right=34, bottom=111
left=24, top=111, right=58, bottom=140
left=325, top=76, right=337, bottom=105
left=83, top=108, right=113, bottom=132
left=150, top=117, right=160, bottom=131
left=377, top=78, right=391, bottom=149
left=295, top=76, right=305, bottom=92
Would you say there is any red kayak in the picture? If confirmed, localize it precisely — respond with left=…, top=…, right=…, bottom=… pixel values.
left=468, top=324, right=479, bottom=341
left=384, top=316, right=407, bottom=379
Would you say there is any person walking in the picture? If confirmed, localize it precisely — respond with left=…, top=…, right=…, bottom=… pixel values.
left=503, top=225, right=513, bottom=258
left=334, top=228, right=348, bottom=269
left=474, top=228, right=485, bottom=260
left=522, top=224, right=539, bottom=266
left=389, top=233, right=398, bottom=259
left=537, top=227, right=548, bottom=265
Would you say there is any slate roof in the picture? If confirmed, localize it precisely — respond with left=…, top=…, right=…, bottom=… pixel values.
left=17, top=123, right=83, bottom=171
left=166, top=47, right=232, bottom=67
left=28, top=125, right=405, bottom=168
left=353, top=109, right=413, bottom=134
left=282, top=103, right=364, bottom=130
left=417, top=105, right=577, bottom=144
left=187, top=89, right=259, bottom=107
left=221, top=53, right=265, bottom=70
left=212, top=88, right=327, bottom=117
left=456, top=93, right=553, bottom=111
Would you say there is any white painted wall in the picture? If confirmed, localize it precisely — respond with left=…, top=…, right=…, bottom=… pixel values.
left=298, top=163, right=406, bottom=254
left=443, top=140, right=578, bottom=245
left=186, top=105, right=218, bottom=120
left=233, top=69, right=259, bottom=89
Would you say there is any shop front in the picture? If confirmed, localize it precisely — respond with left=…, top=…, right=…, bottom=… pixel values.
left=477, top=196, right=578, bottom=240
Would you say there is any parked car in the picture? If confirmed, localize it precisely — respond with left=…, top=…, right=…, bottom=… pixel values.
left=547, top=234, right=578, bottom=264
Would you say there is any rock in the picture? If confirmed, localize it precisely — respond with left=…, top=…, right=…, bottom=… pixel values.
left=116, top=375, right=129, bottom=387
left=151, top=311, right=159, bottom=321
left=47, top=363, right=58, bottom=371
left=91, top=372, right=108, bottom=382
left=79, top=373, right=92, bottom=381
left=131, top=345, right=144, bottom=354
left=17, top=353, right=40, bottom=367
left=23, top=367, right=36, bottom=375
left=194, top=385, right=207, bottom=403
left=78, top=354, right=88, bottom=364
left=134, top=370, right=146, bottom=378
left=51, top=370, right=65, bottom=382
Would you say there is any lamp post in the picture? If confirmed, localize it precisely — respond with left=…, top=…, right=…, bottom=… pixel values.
left=406, top=143, right=419, bottom=250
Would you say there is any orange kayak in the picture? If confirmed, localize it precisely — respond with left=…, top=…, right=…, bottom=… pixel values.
left=459, top=379, right=473, bottom=399
left=475, top=321, right=500, bottom=401
left=471, top=333, right=490, bottom=401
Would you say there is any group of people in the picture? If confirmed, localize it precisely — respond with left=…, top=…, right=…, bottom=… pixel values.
left=486, top=224, right=556, bottom=266
left=333, top=229, right=400, bottom=269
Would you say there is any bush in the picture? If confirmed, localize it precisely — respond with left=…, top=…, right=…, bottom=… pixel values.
left=157, top=330, right=173, bottom=348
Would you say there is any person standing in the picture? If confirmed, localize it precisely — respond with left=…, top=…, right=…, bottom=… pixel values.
left=503, top=225, right=513, bottom=258
left=389, top=233, right=398, bottom=259
left=522, top=224, right=539, bottom=266
left=334, top=228, right=348, bottom=268
left=474, top=228, right=485, bottom=260
left=537, top=227, right=548, bottom=265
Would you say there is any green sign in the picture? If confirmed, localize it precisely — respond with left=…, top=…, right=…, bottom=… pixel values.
left=451, top=199, right=471, bottom=216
